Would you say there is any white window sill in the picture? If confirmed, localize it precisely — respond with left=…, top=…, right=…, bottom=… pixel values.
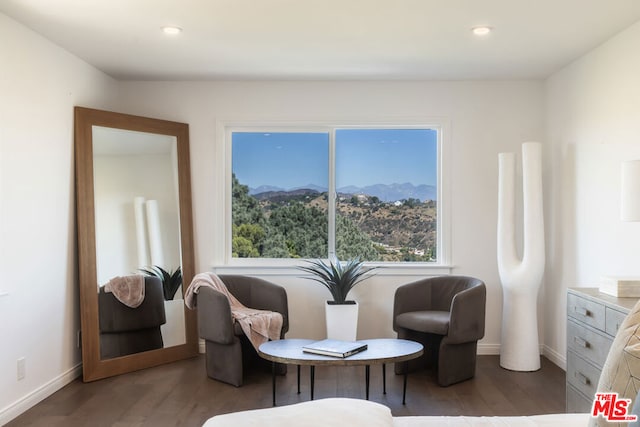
left=212, top=262, right=453, bottom=277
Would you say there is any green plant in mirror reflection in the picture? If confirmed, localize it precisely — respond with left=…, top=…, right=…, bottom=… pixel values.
left=139, top=265, right=182, bottom=300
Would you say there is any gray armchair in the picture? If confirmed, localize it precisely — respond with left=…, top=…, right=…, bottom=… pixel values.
left=196, top=274, right=289, bottom=387
left=393, top=275, right=486, bottom=386
left=98, top=276, right=166, bottom=359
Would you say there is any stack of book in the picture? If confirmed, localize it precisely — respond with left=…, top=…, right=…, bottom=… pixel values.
left=302, top=339, right=368, bottom=358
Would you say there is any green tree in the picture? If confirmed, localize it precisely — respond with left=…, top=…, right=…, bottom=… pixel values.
left=261, top=233, right=290, bottom=258
left=266, top=202, right=327, bottom=258
left=232, top=223, right=265, bottom=257
left=232, top=235, right=258, bottom=258
left=403, top=198, right=421, bottom=208
left=336, top=213, right=379, bottom=261
left=231, top=174, right=268, bottom=257
left=232, top=174, right=264, bottom=227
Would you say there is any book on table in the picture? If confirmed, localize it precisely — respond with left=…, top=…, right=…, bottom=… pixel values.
left=302, top=339, right=368, bottom=358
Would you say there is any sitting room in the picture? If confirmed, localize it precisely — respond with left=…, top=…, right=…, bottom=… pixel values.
left=2, top=1, right=640, bottom=425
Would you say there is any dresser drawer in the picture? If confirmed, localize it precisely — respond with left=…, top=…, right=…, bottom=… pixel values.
left=567, top=319, right=613, bottom=367
left=568, top=293, right=606, bottom=331
left=605, top=307, right=627, bottom=337
left=567, top=384, right=594, bottom=413
left=567, top=351, right=600, bottom=400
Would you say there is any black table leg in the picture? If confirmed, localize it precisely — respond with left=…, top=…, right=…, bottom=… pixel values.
left=402, top=361, right=408, bottom=405
left=271, top=362, right=277, bottom=406
left=297, top=365, right=301, bottom=394
left=365, top=365, right=370, bottom=400
left=310, top=365, right=315, bottom=400
left=382, top=364, right=386, bottom=394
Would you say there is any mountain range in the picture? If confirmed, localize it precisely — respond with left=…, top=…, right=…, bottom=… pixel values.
left=249, top=182, right=437, bottom=202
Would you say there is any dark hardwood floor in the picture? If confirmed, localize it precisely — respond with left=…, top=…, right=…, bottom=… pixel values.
left=7, top=355, right=566, bottom=427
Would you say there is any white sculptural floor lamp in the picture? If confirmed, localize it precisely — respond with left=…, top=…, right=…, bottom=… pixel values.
left=497, top=142, right=545, bottom=371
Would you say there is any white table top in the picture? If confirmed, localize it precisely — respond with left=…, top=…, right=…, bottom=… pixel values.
left=258, top=338, right=423, bottom=366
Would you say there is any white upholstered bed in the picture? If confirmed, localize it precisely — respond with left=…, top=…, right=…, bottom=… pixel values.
left=202, top=398, right=589, bottom=427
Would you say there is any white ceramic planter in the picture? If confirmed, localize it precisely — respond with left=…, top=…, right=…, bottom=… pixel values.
left=325, top=301, right=359, bottom=341
left=161, top=299, right=186, bottom=348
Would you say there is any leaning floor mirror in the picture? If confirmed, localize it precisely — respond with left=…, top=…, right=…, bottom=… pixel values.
left=75, top=107, right=198, bottom=381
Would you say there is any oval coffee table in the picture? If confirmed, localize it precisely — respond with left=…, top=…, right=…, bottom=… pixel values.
left=258, top=338, right=423, bottom=406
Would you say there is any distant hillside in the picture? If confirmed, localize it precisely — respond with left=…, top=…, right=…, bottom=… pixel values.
left=333, top=194, right=436, bottom=258
left=253, top=188, right=320, bottom=202
left=235, top=175, right=437, bottom=262
left=258, top=190, right=437, bottom=261
left=249, top=185, right=282, bottom=195
left=343, top=183, right=436, bottom=202
left=250, top=182, right=436, bottom=202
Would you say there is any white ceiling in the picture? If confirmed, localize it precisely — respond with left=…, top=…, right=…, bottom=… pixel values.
left=2, top=0, right=640, bottom=81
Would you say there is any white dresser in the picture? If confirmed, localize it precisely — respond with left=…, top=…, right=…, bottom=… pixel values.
left=566, top=288, right=638, bottom=412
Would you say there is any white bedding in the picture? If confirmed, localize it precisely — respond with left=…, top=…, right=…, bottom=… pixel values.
left=394, top=414, right=589, bottom=426
left=202, top=398, right=590, bottom=427
left=203, top=398, right=393, bottom=427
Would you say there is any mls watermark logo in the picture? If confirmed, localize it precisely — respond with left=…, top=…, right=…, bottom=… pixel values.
left=591, top=392, right=638, bottom=422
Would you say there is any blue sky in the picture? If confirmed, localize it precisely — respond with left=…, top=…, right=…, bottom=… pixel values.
left=232, top=129, right=437, bottom=189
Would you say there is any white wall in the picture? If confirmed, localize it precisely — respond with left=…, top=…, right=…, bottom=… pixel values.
left=544, top=20, right=640, bottom=367
left=0, top=13, right=116, bottom=424
left=116, top=79, right=544, bottom=349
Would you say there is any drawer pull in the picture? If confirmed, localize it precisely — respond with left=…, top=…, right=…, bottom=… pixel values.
left=574, top=307, right=591, bottom=317
left=576, top=372, right=591, bottom=386
left=573, top=336, right=590, bottom=348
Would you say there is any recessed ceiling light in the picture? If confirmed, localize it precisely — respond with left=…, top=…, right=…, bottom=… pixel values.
left=472, top=26, right=492, bottom=36
left=162, top=26, right=182, bottom=35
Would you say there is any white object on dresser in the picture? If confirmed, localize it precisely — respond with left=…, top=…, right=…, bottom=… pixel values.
left=566, top=288, right=638, bottom=412
left=599, top=276, right=640, bottom=297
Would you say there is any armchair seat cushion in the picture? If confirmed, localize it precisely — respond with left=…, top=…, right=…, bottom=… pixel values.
left=396, top=310, right=450, bottom=335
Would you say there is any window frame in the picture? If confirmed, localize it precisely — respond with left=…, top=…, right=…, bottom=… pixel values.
left=220, top=119, right=451, bottom=275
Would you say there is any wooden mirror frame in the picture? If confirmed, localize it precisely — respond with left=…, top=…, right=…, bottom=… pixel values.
left=74, top=107, right=198, bottom=382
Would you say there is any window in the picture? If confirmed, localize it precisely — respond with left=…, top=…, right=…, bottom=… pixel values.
left=230, top=125, right=440, bottom=263
left=231, top=132, right=329, bottom=259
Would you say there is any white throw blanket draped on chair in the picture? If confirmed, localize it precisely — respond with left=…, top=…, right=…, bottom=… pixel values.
left=184, top=272, right=283, bottom=350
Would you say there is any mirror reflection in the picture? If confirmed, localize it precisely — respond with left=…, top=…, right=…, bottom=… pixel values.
left=92, top=126, right=186, bottom=359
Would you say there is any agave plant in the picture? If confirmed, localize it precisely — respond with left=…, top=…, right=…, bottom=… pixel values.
left=139, top=265, right=182, bottom=301
left=298, top=257, right=378, bottom=304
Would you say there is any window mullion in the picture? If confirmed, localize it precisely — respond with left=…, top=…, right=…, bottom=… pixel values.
left=327, top=128, right=336, bottom=259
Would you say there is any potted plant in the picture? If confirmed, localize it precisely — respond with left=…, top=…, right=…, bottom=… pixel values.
left=139, top=265, right=182, bottom=300
left=298, top=257, right=378, bottom=341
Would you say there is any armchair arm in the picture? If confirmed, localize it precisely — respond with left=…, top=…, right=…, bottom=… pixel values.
left=248, top=280, right=289, bottom=335
left=196, top=287, right=236, bottom=344
left=447, top=283, right=486, bottom=344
